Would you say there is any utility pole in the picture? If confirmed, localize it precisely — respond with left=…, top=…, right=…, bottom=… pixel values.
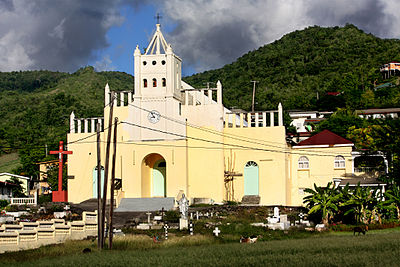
left=101, top=91, right=114, bottom=249
left=251, top=80, right=259, bottom=112
left=108, top=117, right=118, bottom=250
left=96, top=122, right=101, bottom=249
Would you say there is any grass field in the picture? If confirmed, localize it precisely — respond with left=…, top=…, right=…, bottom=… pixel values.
left=0, top=152, right=20, bottom=173
left=1, top=228, right=400, bottom=267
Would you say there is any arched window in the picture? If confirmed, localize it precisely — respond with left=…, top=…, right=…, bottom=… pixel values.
left=334, top=155, right=345, bottom=168
left=153, top=78, right=157, bottom=87
left=298, top=156, right=309, bottom=169
left=162, top=78, right=166, bottom=87
left=143, top=79, right=147, bottom=88
left=245, top=161, right=258, bottom=168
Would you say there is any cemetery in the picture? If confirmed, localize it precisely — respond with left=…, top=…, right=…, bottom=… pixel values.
left=0, top=191, right=400, bottom=266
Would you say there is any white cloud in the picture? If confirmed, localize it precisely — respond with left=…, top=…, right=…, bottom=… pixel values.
left=94, top=55, right=115, bottom=71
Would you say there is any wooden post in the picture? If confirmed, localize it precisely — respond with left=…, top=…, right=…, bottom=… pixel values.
left=96, top=122, right=102, bottom=249
left=108, top=117, right=118, bottom=249
left=101, top=91, right=114, bottom=249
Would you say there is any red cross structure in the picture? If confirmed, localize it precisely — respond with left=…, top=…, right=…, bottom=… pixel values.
left=50, top=141, right=72, bottom=202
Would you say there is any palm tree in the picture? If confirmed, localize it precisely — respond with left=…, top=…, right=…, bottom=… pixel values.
left=383, top=186, right=400, bottom=220
left=303, top=182, right=341, bottom=226
left=341, top=184, right=376, bottom=224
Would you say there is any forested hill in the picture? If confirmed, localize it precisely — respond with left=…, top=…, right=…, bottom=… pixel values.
left=0, top=67, right=133, bottom=175
left=183, top=24, right=400, bottom=111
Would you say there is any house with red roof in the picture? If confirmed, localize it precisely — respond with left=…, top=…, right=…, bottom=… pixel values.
left=288, top=130, right=386, bottom=205
left=288, top=130, right=355, bottom=205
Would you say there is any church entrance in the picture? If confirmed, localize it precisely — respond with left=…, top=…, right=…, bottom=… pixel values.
left=244, top=161, right=259, bottom=195
left=141, top=153, right=167, bottom=198
left=152, top=159, right=166, bottom=197
left=92, top=166, right=104, bottom=198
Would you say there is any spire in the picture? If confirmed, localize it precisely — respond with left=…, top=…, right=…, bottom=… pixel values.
left=145, top=24, right=169, bottom=55
left=134, top=45, right=140, bottom=56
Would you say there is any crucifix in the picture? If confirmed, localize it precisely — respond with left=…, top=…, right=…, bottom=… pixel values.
left=50, top=141, right=73, bottom=202
left=154, top=13, right=162, bottom=24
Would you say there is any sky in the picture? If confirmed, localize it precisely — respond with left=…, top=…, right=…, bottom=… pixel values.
left=1, top=0, right=400, bottom=77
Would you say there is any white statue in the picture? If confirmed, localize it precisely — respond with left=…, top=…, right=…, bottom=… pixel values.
left=177, top=193, right=189, bottom=219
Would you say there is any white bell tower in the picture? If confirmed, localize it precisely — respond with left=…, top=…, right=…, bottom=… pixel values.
left=128, top=24, right=185, bottom=141
left=133, top=24, right=182, bottom=100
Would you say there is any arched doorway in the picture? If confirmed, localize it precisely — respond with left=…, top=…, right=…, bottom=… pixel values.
left=92, top=166, right=104, bottom=198
left=141, top=153, right=166, bottom=197
left=153, top=160, right=166, bottom=197
left=244, top=161, right=259, bottom=195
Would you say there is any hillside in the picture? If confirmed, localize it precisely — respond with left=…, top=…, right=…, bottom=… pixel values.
left=0, top=67, right=133, bottom=175
left=183, top=24, right=400, bottom=111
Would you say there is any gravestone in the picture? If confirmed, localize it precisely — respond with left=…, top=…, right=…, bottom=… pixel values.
left=241, top=195, right=260, bottom=204
left=273, top=207, right=279, bottom=218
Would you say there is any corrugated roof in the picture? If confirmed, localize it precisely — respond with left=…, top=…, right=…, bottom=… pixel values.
left=296, top=129, right=353, bottom=146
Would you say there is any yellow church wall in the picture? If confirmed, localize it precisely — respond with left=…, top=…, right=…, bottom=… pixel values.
left=67, top=132, right=104, bottom=203
left=186, top=126, right=225, bottom=203
left=223, top=126, right=288, bottom=205
left=289, top=146, right=353, bottom=206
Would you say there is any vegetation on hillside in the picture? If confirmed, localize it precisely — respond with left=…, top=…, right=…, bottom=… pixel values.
left=183, top=24, right=400, bottom=111
left=0, top=66, right=133, bottom=177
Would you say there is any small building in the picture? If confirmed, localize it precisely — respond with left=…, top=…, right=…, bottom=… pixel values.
left=355, top=108, right=400, bottom=120
left=0, top=180, right=15, bottom=200
left=0, top=173, right=29, bottom=194
left=380, top=62, right=400, bottom=78
left=37, top=160, right=58, bottom=195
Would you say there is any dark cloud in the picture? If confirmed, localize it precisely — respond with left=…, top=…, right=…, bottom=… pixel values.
left=0, top=0, right=130, bottom=72
left=0, top=0, right=14, bottom=12
left=307, top=0, right=394, bottom=37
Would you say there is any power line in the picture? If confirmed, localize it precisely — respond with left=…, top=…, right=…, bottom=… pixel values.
left=116, top=121, right=351, bottom=157
left=124, top=99, right=352, bottom=155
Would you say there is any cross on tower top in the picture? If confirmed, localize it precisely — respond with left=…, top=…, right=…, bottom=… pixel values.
left=154, top=13, right=162, bottom=24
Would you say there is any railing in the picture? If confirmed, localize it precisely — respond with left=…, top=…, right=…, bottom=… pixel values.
left=70, top=116, right=104, bottom=134
left=10, top=197, right=36, bottom=206
left=224, top=104, right=283, bottom=128
left=70, top=89, right=133, bottom=134
left=354, top=167, right=385, bottom=173
left=107, top=90, right=133, bottom=107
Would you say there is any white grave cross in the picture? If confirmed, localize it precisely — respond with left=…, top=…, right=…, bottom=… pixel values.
left=213, top=227, right=221, bottom=237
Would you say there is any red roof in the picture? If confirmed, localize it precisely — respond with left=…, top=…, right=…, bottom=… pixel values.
left=296, top=130, right=353, bottom=146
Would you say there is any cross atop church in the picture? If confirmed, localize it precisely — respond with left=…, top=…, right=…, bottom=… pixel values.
left=154, top=13, right=162, bottom=24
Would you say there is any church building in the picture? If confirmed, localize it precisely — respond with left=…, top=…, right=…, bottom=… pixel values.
left=67, top=24, right=354, bottom=209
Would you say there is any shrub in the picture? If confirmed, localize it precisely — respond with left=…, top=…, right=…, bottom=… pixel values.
left=49, top=204, right=64, bottom=212
left=5, top=205, right=19, bottom=212
left=164, top=210, right=180, bottom=223
left=0, top=199, right=9, bottom=208
left=38, top=194, right=52, bottom=204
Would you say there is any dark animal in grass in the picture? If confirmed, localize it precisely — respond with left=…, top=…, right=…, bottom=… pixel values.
left=353, top=226, right=368, bottom=235
left=82, top=248, right=92, bottom=253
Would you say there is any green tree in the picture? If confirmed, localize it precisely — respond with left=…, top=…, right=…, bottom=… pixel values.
left=303, top=182, right=341, bottom=226
left=46, top=164, right=67, bottom=191
left=315, top=108, right=367, bottom=137
left=383, top=186, right=400, bottom=220
left=5, top=177, right=25, bottom=198
left=341, top=184, right=377, bottom=224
